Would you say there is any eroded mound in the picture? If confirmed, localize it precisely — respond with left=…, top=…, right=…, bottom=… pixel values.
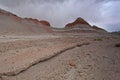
left=65, top=17, right=90, bottom=28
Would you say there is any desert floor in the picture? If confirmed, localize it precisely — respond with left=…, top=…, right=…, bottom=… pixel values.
left=0, top=33, right=120, bottom=80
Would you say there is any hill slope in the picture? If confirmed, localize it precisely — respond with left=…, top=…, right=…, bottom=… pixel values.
left=0, top=9, right=52, bottom=35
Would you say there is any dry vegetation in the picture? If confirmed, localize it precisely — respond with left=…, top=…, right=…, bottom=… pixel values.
left=115, top=43, right=120, bottom=47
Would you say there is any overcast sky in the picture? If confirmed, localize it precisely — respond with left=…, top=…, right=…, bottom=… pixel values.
left=0, top=0, right=120, bottom=32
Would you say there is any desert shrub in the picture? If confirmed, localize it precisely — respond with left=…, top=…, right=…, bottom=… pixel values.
left=94, top=38, right=103, bottom=41
left=115, top=43, right=120, bottom=47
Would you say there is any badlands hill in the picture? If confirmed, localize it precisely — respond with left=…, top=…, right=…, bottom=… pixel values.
left=65, top=17, right=91, bottom=28
left=0, top=9, right=51, bottom=35
left=0, top=8, right=107, bottom=35
left=64, top=17, right=107, bottom=33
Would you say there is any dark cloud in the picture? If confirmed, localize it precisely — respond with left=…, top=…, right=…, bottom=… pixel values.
left=0, top=0, right=120, bottom=32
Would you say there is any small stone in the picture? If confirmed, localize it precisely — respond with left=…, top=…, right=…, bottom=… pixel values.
left=69, top=59, right=76, bottom=67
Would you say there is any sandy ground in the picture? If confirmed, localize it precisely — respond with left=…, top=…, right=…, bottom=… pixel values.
left=0, top=33, right=120, bottom=80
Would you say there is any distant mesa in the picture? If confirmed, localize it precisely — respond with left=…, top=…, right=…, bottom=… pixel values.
left=40, top=20, right=51, bottom=26
left=65, top=17, right=91, bottom=28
